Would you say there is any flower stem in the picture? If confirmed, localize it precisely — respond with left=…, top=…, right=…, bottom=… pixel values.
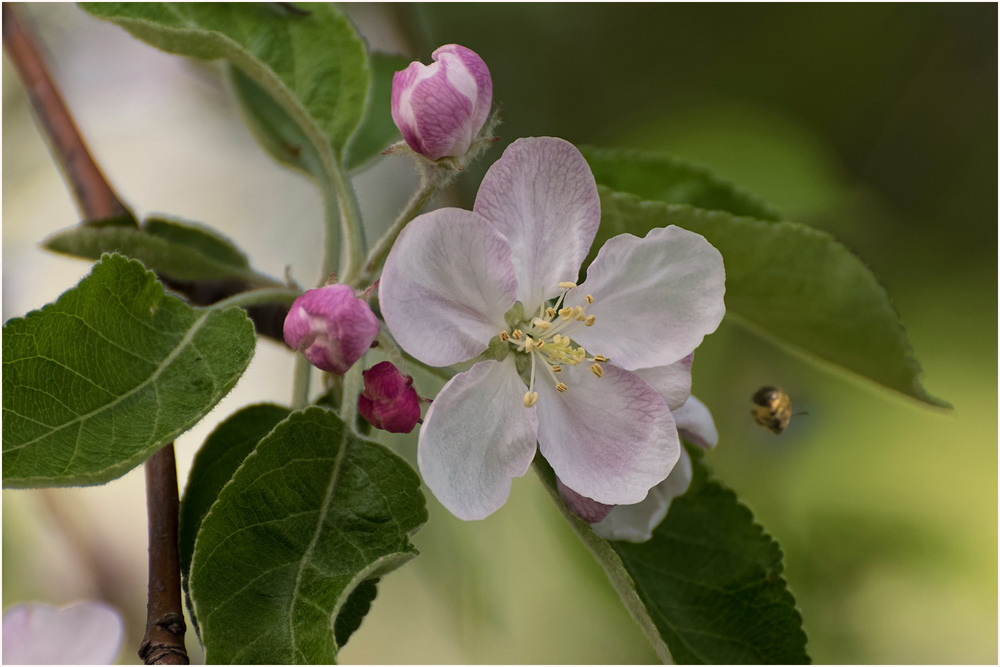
left=339, top=362, right=363, bottom=431
left=320, top=161, right=366, bottom=286
left=291, top=355, right=312, bottom=411
left=209, top=286, right=301, bottom=311
left=350, top=177, right=438, bottom=286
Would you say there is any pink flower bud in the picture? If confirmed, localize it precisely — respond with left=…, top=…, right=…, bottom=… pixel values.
left=283, top=285, right=380, bottom=374
left=358, top=361, right=422, bottom=433
left=391, top=44, right=492, bottom=161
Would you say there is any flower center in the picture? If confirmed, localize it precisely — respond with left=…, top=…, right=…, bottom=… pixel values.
left=499, top=282, right=607, bottom=407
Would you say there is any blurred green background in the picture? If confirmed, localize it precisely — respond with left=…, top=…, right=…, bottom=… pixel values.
left=3, top=3, right=996, bottom=664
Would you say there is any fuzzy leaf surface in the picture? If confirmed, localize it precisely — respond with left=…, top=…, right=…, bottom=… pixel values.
left=596, top=190, right=944, bottom=405
left=189, top=407, right=427, bottom=663
left=2, top=254, right=255, bottom=487
left=611, top=447, right=809, bottom=664
left=179, top=402, right=293, bottom=633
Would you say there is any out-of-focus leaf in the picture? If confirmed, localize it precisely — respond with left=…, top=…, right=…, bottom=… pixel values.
left=188, top=407, right=427, bottom=663
left=611, top=446, right=809, bottom=664
left=595, top=189, right=945, bottom=406
left=344, top=52, right=409, bottom=172
left=2, top=254, right=255, bottom=487
left=581, top=145, right=780, bottom=220
left=43, top=216, right=278, bottom=286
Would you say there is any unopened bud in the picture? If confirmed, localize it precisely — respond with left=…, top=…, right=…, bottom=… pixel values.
left=358, top=362, right=422, bottom=434
left=391, top=44, right=492, bottom=161
left=283, top=285, right=380, bottom=374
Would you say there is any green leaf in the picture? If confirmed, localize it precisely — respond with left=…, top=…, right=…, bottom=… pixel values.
left=595, top=189, right=945, bottom=406
left=581, top=145, right=780, bottom=220
left=189, top=407, right=427, bottom=663
left=344, top=52, right=409, bottom=172
left=611, top=447, right=809, bottom=664
left=2, top=254, right=256, bottom=487
left=79, top=3, right=369, bottom=165
left=179, top=402, right=292, bottom=633
left=43, top=216, right=279, bottom=286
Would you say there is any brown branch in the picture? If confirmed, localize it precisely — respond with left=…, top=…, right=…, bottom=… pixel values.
left=139, top=446, right=189, bottom=665
left=3, top=4, right=188, bottom=664
left=2, top=3, right=129, bottom=221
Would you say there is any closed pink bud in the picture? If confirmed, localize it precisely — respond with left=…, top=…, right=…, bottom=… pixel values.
left=358, top=361, right=422, bottom=434
left=283, top=285, right=380, bottom=374
left=391, top=44, right=492, bottom=161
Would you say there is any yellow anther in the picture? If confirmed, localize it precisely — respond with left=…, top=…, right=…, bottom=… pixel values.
left=512, top=329, right=523, bottom=340
left=585, top=294, right=594, bottom=304
left=593, top=355, right=609, bottom=363
left=558, top=281, right=577, bottom=289
left=559, top=307, right=573, bottom=320
left=555, top=382, right=569, bottom=393
left=524, top=337, right=536, bottom=352
left=535, top=339, right=546, bottom=350
left=532, top=318, right=552, bottom=330
left=546, top=307, right=557, bottom=319
left=590, top=363, right=604, bottom=378
left=499, top=330, right=509, bottom=342
left=574, top=306, right=586, bottom=320
left=551, top=365, right=562, bottom=373
left=584, top=314, right=596, bottom=326
left=523, top=391, right=539, bottom=407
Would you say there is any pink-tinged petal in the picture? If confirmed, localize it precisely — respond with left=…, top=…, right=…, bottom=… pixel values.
left=535, top=364, right=679, bottom=505
left=474, top=137, right=601, bottom=313
left=674, top=395, right=719, bottom=449
left=569, top=225, right=726, bottom=370
left=434, top=44, right=492, bottom=143
left=557, top=477, right=614, bottom=523
left=592, top=448, right=694, bottom=543
left=418, top=359, right=538, bottom=520
left=380, top=208, right=518, bottom=366
left=631, top=353, right=694, bottom=412
left=2, top=601, right=123, bottom=664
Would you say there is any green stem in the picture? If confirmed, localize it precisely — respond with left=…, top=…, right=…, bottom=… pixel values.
left=291, top=355, right=312, bottom=411
left=339, top=362, right=363, bottom=431
left=349, top=178, right=438, bottom=286
left=208, top=287, right=301, bottom=311
left=532, top=460, right=673, bottom=664
left=321, top=162, right=365, bottom=286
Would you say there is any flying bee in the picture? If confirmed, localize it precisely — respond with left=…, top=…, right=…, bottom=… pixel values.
left=751, top=386, right=795, bottom=434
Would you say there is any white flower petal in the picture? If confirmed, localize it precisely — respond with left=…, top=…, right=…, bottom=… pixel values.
left=535, top=364, right=679, bottom=505
left=631, top=354, right=694, bottom=412
left=418, top=359, right=538, bottom=520
left=380, top=208, right=518, bottom=366
left=592, top=447, right=694, bottom=543
left=474, top=137, right=601, bottom=313
left=570, top=225, right=725, bottom=370
left=674, top=395, right=719, bottom=449
left=2, top=601, right=123, bottom=664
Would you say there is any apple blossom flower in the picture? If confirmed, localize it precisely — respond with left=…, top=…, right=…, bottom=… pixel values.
left=2, top=601, right=123, bottom=664
left=391, top=44, right=492, bottom=161
left=283, top=284, right=379, bottom=374
left=591, top=395, right=719, bottom=542
left=379, top=136, right=725, bottom=520
left=358, top=361, right=422, bottom=433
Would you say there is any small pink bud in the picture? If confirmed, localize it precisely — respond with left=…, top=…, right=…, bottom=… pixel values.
left=283, top=285, right=380, bottom=374
left=358, top=361, right=422, bottom=434
left=391, top=44, right=492, bottom=161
